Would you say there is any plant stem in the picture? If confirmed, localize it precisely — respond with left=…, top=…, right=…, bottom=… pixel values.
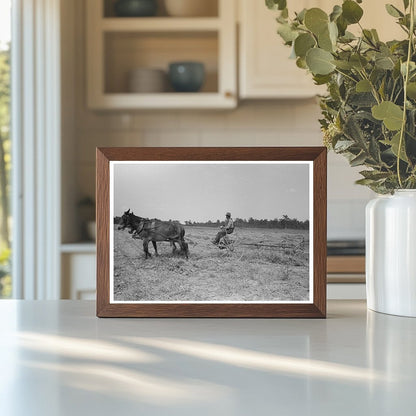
left=334, top=68, right=358, bottom=84
left=359, top=69, right=381, bottom=104
left=397, top=0, right=415, bottom=188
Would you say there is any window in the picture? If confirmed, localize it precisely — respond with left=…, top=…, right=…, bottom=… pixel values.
left=0, top=0, right=11, bottom=298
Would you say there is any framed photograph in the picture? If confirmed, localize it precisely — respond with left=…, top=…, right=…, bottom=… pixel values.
left=96, top=147, right=327, bottom=318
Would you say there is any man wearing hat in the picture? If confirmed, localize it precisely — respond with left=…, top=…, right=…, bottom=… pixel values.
left=213, top=212, right=234, bottom=245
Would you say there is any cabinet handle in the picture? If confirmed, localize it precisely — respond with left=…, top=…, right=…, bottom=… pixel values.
left=225, top=91, right=234, bottom=99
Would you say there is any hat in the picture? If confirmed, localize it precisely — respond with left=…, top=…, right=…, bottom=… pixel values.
left=226, top=212, right=231, bottom=217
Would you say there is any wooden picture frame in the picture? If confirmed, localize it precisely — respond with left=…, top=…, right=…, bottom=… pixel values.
left=96, top=147, right=327, bottom=318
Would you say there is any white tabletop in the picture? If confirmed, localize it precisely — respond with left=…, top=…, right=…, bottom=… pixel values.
left=0, top=300, right=415, bottom=416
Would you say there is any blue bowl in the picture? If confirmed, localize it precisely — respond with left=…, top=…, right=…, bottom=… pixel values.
left=168, top=62, right=205, bottom=93
left=114, top=0, right=157, bottom=17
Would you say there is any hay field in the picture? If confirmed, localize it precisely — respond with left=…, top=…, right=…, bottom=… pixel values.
left=113, top=225, right=309, bottom=302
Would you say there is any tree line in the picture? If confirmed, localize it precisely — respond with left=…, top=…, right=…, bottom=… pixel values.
left=185, top=215, right=309, bottom=230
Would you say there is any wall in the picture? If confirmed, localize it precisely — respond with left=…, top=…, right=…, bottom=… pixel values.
left=61, top=0, right=374, bottom=243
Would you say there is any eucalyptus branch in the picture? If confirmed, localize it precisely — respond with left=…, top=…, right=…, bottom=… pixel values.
left=267, top=0, right=416, bottom=193
left=359, top=69, right=381, bottom=104
left=334, top=68, right=358, bottom=84
left=393, top=85, right=404, bottom=104
left=398, top=23, right=410, bottom=35
left=397, top=0, right=415, bottom=188
left=390, top=79, right=398, bottom=102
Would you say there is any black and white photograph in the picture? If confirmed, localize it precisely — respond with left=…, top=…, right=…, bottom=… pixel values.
left=110, top=161, right=313, bottom=303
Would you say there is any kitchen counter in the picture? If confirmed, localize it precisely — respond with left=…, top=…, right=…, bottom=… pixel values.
left=0, top=300, right=415, bottom=415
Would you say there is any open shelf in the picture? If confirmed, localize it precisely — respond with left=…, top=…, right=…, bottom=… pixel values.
left=87, top=0, right=236, bottom=109
left=91, top=92, right=234, bottom=109
left=104, top=31, right=218, bottom=94
left=102, top=17, right=221, bottom=31
left=61, top=243, right=96, bottom=254
left=103, top=0, right=219, bottom=18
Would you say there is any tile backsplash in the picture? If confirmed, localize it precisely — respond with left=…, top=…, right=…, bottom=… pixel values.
left=72, top=100, right=374, bottom=241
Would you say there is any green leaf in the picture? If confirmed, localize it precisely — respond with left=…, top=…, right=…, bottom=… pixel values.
left=363, top=29, right=376, bottom=46
left=304, top=8, right=329, bottom=35
left=277, top=23, right=298, bottom=43
left=375, top=55, right=395, bottom=70
left=369, top=136, right=382, bottom=163
left=371, top=29, right=380, bottom=42
left=370, top=67, right=386, bottom=85
left=294, top=33, right=316, bottom=58
left=344, top=114, right=367, bottom=147
left=356, top=79, right=372, bottom=92
left=350, top=151, right=367, bottom=167
left=330, top=5, right=342, bottom=22
left=306, top=48, right=335, bottom=75
left=372, top=101, right=404, bottom=130
left=296, top=57, right=308, bottom=69
left=360, top=170, right=392, bottom=181
left=399, top=14, right=411, bottom=29
left=355, top=178, right=377, bottom=186
left=350, top=54, right=368, bottom=70
left=318, top=27, right=334, bottom=52
left=313, top=74, right=332, bottom=85
left=328, top=21, right=338, bottom=45
left=339, top=31, right=356, bottom=43
left=348, top=92, right=377, bottom=107
left=382, top=132, right=409, bottom=162
left=276, top=14, right=287, bottom=24
left=333, top=60, right=353, bottom=70
left=407, top=82, right=416, bottom=99
left=334, top=140, right=355, bottom=151
left=336, top=15, right=348, bottom=36
left=385, top=4, right=404, bottom=18
left=378, top=77, right=386, bottom=100
left=266, top=0, right=287, bottom=11
left=401, top=61, right=416, bottom=76
left=403, top=0, right=410, bottom=10
left=342, top=0, right=364, bottom=24
left=296, top=8, right=307, bottom=23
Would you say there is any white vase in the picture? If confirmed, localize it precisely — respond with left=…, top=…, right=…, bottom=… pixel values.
left=366, top=190, right=416, bottom=317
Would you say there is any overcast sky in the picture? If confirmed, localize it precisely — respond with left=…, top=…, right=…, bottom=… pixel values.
left=113, top=162, right=310, bottom=223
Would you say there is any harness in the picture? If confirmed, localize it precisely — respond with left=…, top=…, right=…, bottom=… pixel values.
left=130, top=215, right=181, bottom=240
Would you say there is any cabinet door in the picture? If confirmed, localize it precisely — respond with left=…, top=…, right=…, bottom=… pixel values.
left=358, top=0, right=404, bottom=41
left=239, top=0, right=326, bottom=99
left=62, top=253, right=96, bottom=300
left=239, top=0, right=404, bottom=99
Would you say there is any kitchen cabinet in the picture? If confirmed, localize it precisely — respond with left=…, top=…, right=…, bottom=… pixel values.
left=239, top=0, right=325, bottom=99
left=86, top=0, right=237, bottom=109
left=61, top=245, right=96, bottom=300
left=238, top=0, right=404, bottom=99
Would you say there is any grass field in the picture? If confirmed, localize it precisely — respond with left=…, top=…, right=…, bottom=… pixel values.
left=113, top=225, right=310, bottom=302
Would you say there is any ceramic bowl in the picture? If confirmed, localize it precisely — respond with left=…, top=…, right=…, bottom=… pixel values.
left=168, top=62, right=205, bottom=92
left=128, top=68, right=167, bottom=93
left=114, top=0, right=158, bottom=17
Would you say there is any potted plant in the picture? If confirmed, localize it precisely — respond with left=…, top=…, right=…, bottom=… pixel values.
left=266, top=0, right=416, bottom=316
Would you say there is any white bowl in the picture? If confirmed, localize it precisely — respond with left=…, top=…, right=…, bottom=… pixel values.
left=164, top=0, right=218, bottom=17
left=128, top=68, right=167, bottom=93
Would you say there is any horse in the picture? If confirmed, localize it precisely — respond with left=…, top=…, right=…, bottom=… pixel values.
left=118, top=209, right=189, bottom=259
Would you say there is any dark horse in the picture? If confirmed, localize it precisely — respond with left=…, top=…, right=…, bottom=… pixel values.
left=118, top=209, right=189, bottom=259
